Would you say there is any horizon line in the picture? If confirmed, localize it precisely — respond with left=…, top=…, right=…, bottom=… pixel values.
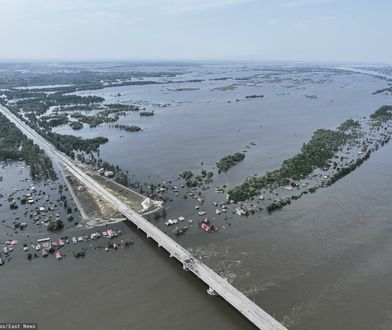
left=0, top=58, right=390, bottom=66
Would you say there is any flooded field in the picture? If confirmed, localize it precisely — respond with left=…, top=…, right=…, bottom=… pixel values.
left=1, top=63, right=392, bottom=330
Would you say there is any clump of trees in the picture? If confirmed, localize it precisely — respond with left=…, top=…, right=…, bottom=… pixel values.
left=180, top=169, right=213, bottom=187
left=0, top=113, right=57, bottom=180
left=370, top=105, right=392, bottom=123
left=69, top=121, right=83, bottom=130
left=111, top=124, right=142, bottom=132
left=69, top=108, right=135, bottom=128
left=107, top=104, right=140, bottom=111
left=338, top=119, right=361, bottom=132
left=97, top=159, right=130, bottom=187
left=266, top=199, right=291, bottom=213
left=14, top=94, right=104, bottom=116
left=139, top=111, right=154, bottom=117
left=325, top=150, right=371, bottom=186
left=217, top=152, right=245, bottom=172
left=47, top=219, right=64, bottom=231
left=41, top=113, right=69, bottom=128
left=46, top=132, right=108, bottom=156
left=73, top=249, right=86, bottom=258
left=245, top=94, right=264, bottom=99
left=180, top=170, right=193, bottom=181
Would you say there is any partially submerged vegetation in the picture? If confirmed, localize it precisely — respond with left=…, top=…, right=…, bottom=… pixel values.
left=245, top=94, right=264, bottom=99
left=212, top=84, right=236, bottom=91
left=2, top=64, right=391, bottom=229
left=47, top=219, right=64, bottom=231
left=47, top=133, right=108, bottom=157
left=370, top=105, right=392, bottom=123
left=228, top=129, right=350, bottom=202
left=139, top=111, right=154, bottom=117
left=228, top=106, right=392, bottom=205
left=216, top=152, right=245, bottom=173
left=70, top=121, right=83, bottom=130
left=325, top=150, right=371, bottom=186
left=0, top=113, right=56, bottom=180
left=106, top=104, right=140, bottom=112
left=338, top=119, right=361, bottom=132
left=180, top=169, right=214, bottom=187
left=373, top=86, right=392, bottom=95
left=95, top=160, right=131, bottom=187
left=266, top=199, right=292, bottom=213
left=111, top=124, right=142, bottom=132
left=13, top=94, right=104, bottom=115
left=70, top=108, right=135, bottom=128
left=41, top=113, right=69, bottom=128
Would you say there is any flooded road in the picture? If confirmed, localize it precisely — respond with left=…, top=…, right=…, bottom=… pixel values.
left=2, top=65, right=392, bottom=329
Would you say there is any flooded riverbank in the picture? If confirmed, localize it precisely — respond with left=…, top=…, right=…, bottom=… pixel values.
left=2, top=141, right=392, bottom=330
left=2, top=63, right=392, bottom=329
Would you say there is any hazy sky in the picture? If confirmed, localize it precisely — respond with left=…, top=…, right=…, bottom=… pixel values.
left=0, top=0, right=391, bottom=63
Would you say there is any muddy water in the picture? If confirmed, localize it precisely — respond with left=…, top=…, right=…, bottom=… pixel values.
left=2, top=66, right=392, bottom=330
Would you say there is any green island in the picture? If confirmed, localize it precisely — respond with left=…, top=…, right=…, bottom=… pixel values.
left=245, top=94, right=264, bottom=99
left=111, top=124, right=142, bottom=132
left=70, top=108, right=133, bottom=128
left=373, top=87, right=392, bottom=95
left=217, top=152, right=245, bottom=173
left=70, top=121, right=84, bottom=130
left=266, top=199, right=292, bottom=213
left=139, top=111, right=154, bottom=117
left=70, top=112, right=116, bottom=128
left=106, top=104, right=140, bottom=112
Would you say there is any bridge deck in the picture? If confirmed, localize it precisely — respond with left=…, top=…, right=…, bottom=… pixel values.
left=0, top=105, right=287, bottom=330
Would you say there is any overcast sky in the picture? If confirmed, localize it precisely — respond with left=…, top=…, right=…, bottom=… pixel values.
left=0, top=0, right=390, bottom=63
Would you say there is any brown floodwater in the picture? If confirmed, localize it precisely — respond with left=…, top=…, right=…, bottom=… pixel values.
left=2, top=65, right=392, bottom=330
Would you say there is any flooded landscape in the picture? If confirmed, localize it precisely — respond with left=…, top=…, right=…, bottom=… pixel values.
left=1, top=62, right=392, bottom=330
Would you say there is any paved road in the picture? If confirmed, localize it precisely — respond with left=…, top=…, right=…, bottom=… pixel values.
left=0, top=105, right=287, bottom=330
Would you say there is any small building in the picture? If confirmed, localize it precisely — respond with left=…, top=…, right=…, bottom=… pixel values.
left=104, top=171, right=114, bottom=178
left=77, top=185, right=85, bottom=192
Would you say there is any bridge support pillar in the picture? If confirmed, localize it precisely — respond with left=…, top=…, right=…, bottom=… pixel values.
left=207, top=287, right=218, bottom=296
